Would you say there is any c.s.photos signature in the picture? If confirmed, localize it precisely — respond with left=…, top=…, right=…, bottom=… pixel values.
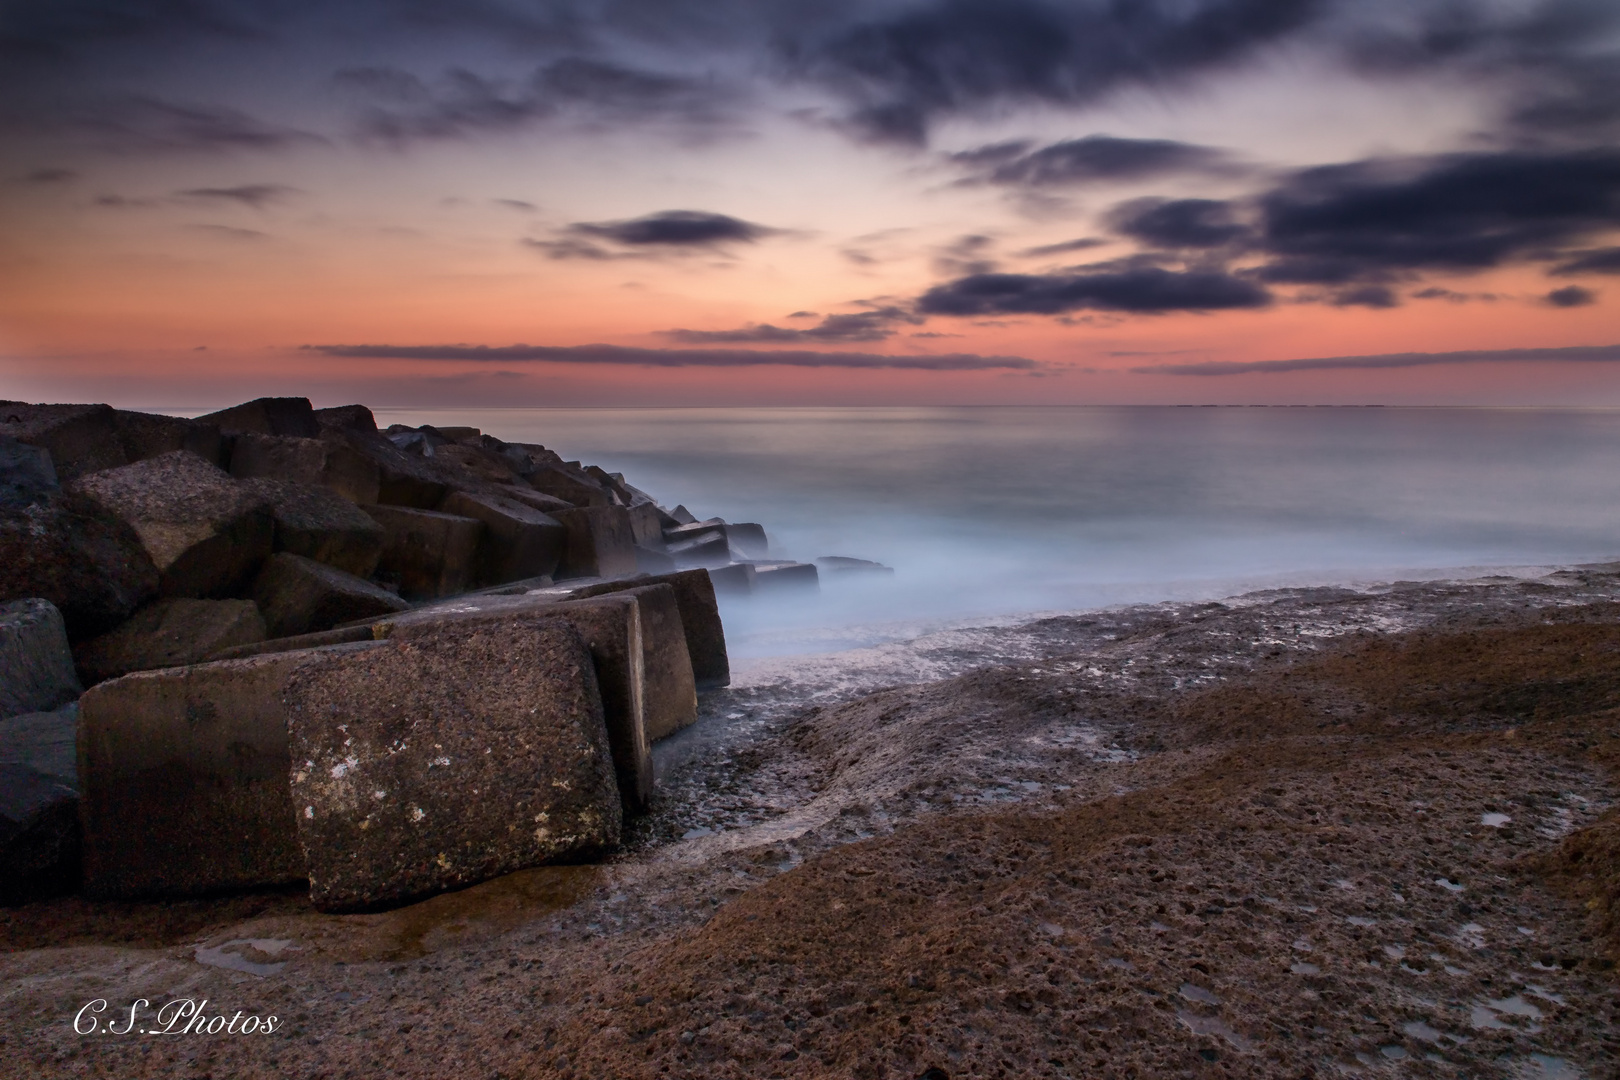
left=74, top=998, right=280, bottom=1036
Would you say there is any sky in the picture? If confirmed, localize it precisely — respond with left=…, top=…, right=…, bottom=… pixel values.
left=2, top=0, right=1619, bottom=409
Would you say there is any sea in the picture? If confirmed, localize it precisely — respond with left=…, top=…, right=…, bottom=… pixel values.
left=372, top=405, right=1620, bottom=660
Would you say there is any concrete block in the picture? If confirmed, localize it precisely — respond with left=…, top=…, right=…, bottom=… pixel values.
left=73, top=598, right=267, bottom=685
left=0, top=598, right=82, bottom=719
left=0, top=434, right=59, bottom=508
left=325, top=428, right=448, bottom=508
left=708, top=562, right=756, bottom=596
left=564, top=568, right=729, bottom=689
left=252, top=553, right=409, bottom=638
left=635, top=545, right=676, bottom=573
left=0, top=402, right=126, bottom=481
left=0, top=763, right=80, bottom=903
left=499, top=484, right=575, bottom=516
left=817, top=556, right=895, bottom=575
left=552, top=505, right=637, bottom=579
left=0, top=493, right=160, bottom=639
left=76, top=647, right=378, bottom=898
left=313, top=404, right=378, bottom=433
left=617, top=584, right=697, bottom=741
left=240, top=477, right=385, bottom=577
left=366, top=505, right=484, bottom=600
left=196, top=396, right=320, bottom=438
left=755, top=562, right=819, bottom=592
left=71, top=450, right=273, bottom=599
left=626, top=501, right=667, bottom=548
left=113, top=410, right=226, bottom=469
left=286, top=619, right=621, bottom=910
left=526, top=464, right=613, bottom=508
left=0, top=701, right=79, bottom=784
left=441, top=489, right=565, bottom=585
left=229, top=433, right=382, bottom=506
left=667, top=530, right=731, bottom=568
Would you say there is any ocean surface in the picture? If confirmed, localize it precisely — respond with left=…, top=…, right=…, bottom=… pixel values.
left=374, top=406, right=1620, bottom=658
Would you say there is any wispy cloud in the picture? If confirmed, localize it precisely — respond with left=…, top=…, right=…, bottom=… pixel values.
left=177, top=183, right=298, bottom=207
left=304, top=342, right=1039, bottom=371
left=1133, top=344, right=1620, bottom=376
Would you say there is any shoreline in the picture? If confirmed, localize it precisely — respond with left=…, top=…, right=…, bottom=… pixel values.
left=6, top=564, right=1619, bottom=1078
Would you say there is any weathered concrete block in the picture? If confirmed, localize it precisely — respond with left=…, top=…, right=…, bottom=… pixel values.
left=565, top=569, right=729, bottom=689
left=241, top=477, right=385, bottom=577
left=327, top=428, right=448, bottom=508
left=0, top=493, right=160, bottom=639
left=252, top=553, right=409, bottom=638
left=817, top=556, right=895, bottom=575
left=230, top=433, right=382, bottom=505
left=617, top=584, right=697, bottom=741
left=208, top=623, right=377, bottom=662
left=723, top=522, right=768, bottom=559
left=708, top=562, right=756, bottom=596
left=0, top=598, right=82, bottom=719
left=71, top=451, right=273, bottom=599
left=667, top=530, right=731, bottom=568
left=196, top=396, right=320, bottom=438
left=313, top=404, right=378, bottom=433
left=366, top=504, right=484, bottom=600
left=552, top=505, right=637, bottom=580
left=1, top=434, right=60, bottom=508
left=499, top=483, right=576, bottom=516
left=384, top=593, right=654, bottom=812
left=526, top=464, right=613, bottom=508
left=755, top=562, right=820, bottom=591
left=113, top=410, right=226, bottom=469
left=0, top=402, right=126, bottom=481
left=0, top=701, right=79, bottom=784
left=625, top=501, right=669, bottom=549
left=73, top=598, right=267, bottom=685
left=635, top=545, right=676, bottom=573
left=285, top=619, right=621, bottom=911
left=668, top=504, right=698, bottom=526
left=441, top=489, right=565, bottom=585
left=76, top=647, right=372, bottom=898
left=434, top=442, right=520, bottom=485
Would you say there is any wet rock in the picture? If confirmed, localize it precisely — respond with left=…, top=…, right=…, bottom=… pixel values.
left=285, top=618, right=621, bottom=911
left=0, top=763, right=80, bottom=904
left=0, top=493, right=160, bottom=638
left=0, top=434, right=59, bottom=507
left=365, top=505, right=484, bottom=600
left=72, top=598, right=267, bottom=685
left=565, top=568, right=729, bottom=689
left=0, top=402, right=126, bottom=481
left=70, top=450, right=273, bottom=599
left=440, top=489, right=565, bottom=585
left=0, top=598, right=82, bottom=719
left=552, top=505, right=637, bottom=579
left=240, top=477, right=386, bottom=577
left=251, top=552, right=409, bottom=638
left=313, top=403, right=378, bottom=433
left=229, top=433, right=383, bottom=505
left=526, top=464, right=614, bottom=508
left=196, top=396, right=321, bottom=438
left=617, top=583, right=698, bottom=742
left=77, top=646, right=373, bottom=898
left=709, top=562, right=757, bottom=596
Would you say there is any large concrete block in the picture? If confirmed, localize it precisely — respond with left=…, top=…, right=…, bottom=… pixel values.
left=708, top=562, right=756, bottom=596
left=626, top=501, right=668, bottom=548
left=366, top=504, right=484, bottom=600
left=0, top=493, right=160, bottom=639
left=0, top=402, right=126, bottom=481
left=434, top=442, right=520, bottom=485
left=667, top=530, right=731, bottom=568
left=252, top=553, right=409, bottom=638
left=566, top=569, right=729, bottom=689
left=525, top=464, right=614, bottom=508
left=328, top=428, right=449, bottom=508
left=72, top=598, right=266, bottom=685
left=241, top=477, right=385, bottom=577
left=0, top=701, right=79, bottom=784
left=552, top=505, right=637, bottom=579
left=313, top=404, right=377, bottom=433
left=1, top=433, right=59, bottom=508
left=755, top=562, right=820, bottom=592
left=499, top=483, right=575, bottom=516
left=71, top=450, right=273, bottom=599
left=0, top=598, right=82, bottom=719
left=635, top=545, right=676, bottom=573
left=285, top=618, right=622, bottom=911
left=230, top=433, right=382, bottom=505
left=617, top=584, right=697, bottom=741
left=113, top=410, right=226, bottom=469
left=0, top=703, right=82, bottom=902
left=385, top=593, right=654, bottom=813
left=75, top=647, right=376, bottom=898
left=196, top=396, right=320, bottom=438
left=441, top=489, right=565, bottom=585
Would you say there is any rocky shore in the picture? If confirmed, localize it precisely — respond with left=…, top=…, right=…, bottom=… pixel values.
left=2, top=398, right=1618, bottom=1079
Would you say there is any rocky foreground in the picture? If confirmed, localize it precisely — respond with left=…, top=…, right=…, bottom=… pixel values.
left=3, top=563, right=1619, bottom=1079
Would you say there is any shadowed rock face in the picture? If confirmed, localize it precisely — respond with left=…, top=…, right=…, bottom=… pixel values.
left=0, top=403, right=224, bottom=480
left=0, top=598, right=82, bottom=720
left=196, top=396, right=320, bottom=438
left=568, top=568, right=730, bottom=689
left=72, top=598, right=267, bottom=685
left=285, top=617, right=621, bottom=912
left=252, top=553, right=409, bottom=638
left=552, top=505, right=637, bottom=580
left=0, top=493, right=160, bottom=639
left=70, top=451, right=272, bottom=600
left=364, top=505, right=484, bottom=600
left=240, top=478, right=386, bottom=578
left=440, top=489, right=565, bottom=585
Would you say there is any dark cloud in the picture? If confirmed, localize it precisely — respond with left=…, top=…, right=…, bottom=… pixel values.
left=1134, top=343, right=1620, bottom=375
left=303, top=342, right=1038, bottom=371
left=1255, top=148, right=1620, bottom=285
left=665, top=306, right=922, bottom=344
left=1550, top=247, right=1620, bottom=276
left=185, top=223, right=269, bottom=240
left=65, top=95, right=324, bottom=153
left=570, top=209, right=776, bottom=250
left=1016, top=237, right=1105, bottom=258
left=791, top=0, right=1323, bottom=144
left=177, top=182, right=297, bottom=207
left=1545, top=285, right=1597, bottom=307
left=1329, top=284, right=1398, bottom=308
left=933, top=233, right=997, bottom=276
left=18, top=167, right=75, bottom=183
left=916, top=268, right=1271, bottom=316
left=1107, top=197, right=1247, bottom=249
left=954, top=135, right=1235, bottom=186
left=493, top=198, right=537, bottom=212
left=1411, top=286, right=1496, bottom=303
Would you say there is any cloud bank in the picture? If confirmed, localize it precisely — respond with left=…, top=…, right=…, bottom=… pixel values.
left=304, top=342, right=1039, bottom=371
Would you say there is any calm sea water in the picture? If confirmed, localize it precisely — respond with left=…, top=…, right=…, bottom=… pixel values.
left=374, top=406, right=1620, bottom=657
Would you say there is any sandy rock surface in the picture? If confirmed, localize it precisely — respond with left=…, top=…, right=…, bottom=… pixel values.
left=4, top=569, right=1619, bottom=1079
